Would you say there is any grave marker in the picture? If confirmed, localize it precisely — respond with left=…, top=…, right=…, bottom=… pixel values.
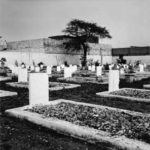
left=29, top=73, right=49, bottom=105
left=109, top=70, right=119, bottom=92
left=35, top=66, right=40, bottom=72
left=91, top=65, right=95, bottom=72
left=57, top=66, right=61, bottom=72
left=64, top=67, right=72, bottom=78
left=88, top=66, right=92, bottom=71
left=96, top=66, right=102, bottom=76
left=46, top=66, right=52, bottom=75
left=139, top=64, right=144, bottom=72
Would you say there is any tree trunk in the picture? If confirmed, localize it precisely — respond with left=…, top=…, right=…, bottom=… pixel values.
left=82, top=43, right=88, bottom=68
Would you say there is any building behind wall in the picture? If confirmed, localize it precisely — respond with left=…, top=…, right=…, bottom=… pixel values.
left=112, top=46, right=150, bottom=64
left=0, top=36, right=112, bottom=66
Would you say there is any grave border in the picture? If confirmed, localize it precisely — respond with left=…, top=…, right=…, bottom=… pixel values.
left=6, top=82, right=80, bottom=91
left=0, top=90, right=17, bottom=97
left=96, top=88, right=150, bottom=103
left=5, top=99, right=150, bottom=150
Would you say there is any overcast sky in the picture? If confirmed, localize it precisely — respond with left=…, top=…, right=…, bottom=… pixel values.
left=0, top=0, right=150, bottom=48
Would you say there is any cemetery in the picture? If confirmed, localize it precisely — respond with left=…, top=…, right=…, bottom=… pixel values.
left=1, top=58, right=150, bottom=149
left=5, top=100, right=150, bottom=150
left=1, top=5, right=150, bottom=149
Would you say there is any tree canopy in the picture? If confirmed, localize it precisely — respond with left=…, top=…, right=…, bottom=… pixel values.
left=63, top=19, right=112, bottom=67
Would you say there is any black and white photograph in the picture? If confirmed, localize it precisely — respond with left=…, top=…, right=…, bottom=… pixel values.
left=0, top=0, right=150, bottom=149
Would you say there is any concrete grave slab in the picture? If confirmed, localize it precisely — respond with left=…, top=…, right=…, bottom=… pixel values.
left=0, top=90, right=17, bottom=97
left=0, top=76, right=12, bottom=81
left=6, top=82, right=80, bottom=91
left=5, top=99, right=150, bottom=150
left=96, top=88, right=150, bottom=103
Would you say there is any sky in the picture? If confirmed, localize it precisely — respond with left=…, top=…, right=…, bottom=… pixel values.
left=0, top=0, right=150, bottom=48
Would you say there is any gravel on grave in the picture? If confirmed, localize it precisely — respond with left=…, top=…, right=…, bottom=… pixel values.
left=110, top=88, right=150, bottom=99
left=17, top=82, right=70, bottom=88
left=25, top=102, right=150, bottom=144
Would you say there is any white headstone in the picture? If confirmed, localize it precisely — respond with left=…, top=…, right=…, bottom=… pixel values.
left=30, top=66, right=35, bottom=71
left=88, top=66, right=92, bottom=71
left=91, top=65, right=95, bottom=72
left=96, top=66, right=102, bottom=76
left=18, top=68, right=28, bottom=82
left=60, top=64, right=65, bottom=69
left=139, top=64, right=144, bottom=72
left=40, top=64, right=44, bottom=69
left=46, top=66, right=52, bottom=75
left=109, top=70, right=119, bottom=92
left=21, top=64, right=25, bottom=69
left=71, top=65, right=77, bottom=73
left=109, top=64, right=113, bottom=70
left=29, top=73, right=49, bottom=105
left=57, top=66, right=61, bottom=72
left=143, top=63, right=147, bottom=68
left=35, top=66, right=40, bottom=72
left=64, top=67, right=72, bottom=78
left=120, top=68, right=125, bottom=74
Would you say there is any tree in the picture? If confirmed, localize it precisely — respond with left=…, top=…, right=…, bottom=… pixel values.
left=63, top=19, right=112, bottom=67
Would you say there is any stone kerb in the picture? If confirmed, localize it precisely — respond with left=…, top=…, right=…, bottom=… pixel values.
left=143, top=84, right=150, bottom=90
left=108, top=70, right=119, bottom=92
left=0, top=76, right=12, bottom=81
left=29, top=73, right=49, bottom=105
left=96, top=88, right=150, bottom=103
left=0, top=90, right=17, bottom=97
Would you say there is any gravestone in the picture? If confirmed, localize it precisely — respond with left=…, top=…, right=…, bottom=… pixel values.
left=64, top=67, right=72, bottom=78
left=109, top=64, right=113, bottom=70
left=57, top=66, right=61, bottom=72
left=30, top=66, right=35, bottom=71
left=61, top=64, right=65, bottom=69
left=35, top=66, right=40, bottom=72
left=88, top=66, right=92, bottom=71
left=109, top=70, right=119, bottom=92
left=29, top=73, right=49, bottom=105
left=46, top=66, right=52, bottom=75
left=91, top=65, right=95, bottom=72
left=71, top=65, right=77, bottom=73
left=120, top=68, right=125, bottom=74
left=18, top=68, right=28, bottom=82
left=139, top=64, right=144, bottom=72
left=96, top=66, right=102, bottom=76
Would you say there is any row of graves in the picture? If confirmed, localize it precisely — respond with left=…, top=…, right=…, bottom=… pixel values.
left=1, top=62, right=150, bottom=150
left=6, top=64, right=80, bottom=91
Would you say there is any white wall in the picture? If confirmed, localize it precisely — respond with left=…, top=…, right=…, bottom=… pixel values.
left=0, top=51, right=81, bottom=66
left=0, top=51, right=113, bottom=66
left=87, top=55, right=112, bottom=64
left=112, top=55, right=150, bottom=64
